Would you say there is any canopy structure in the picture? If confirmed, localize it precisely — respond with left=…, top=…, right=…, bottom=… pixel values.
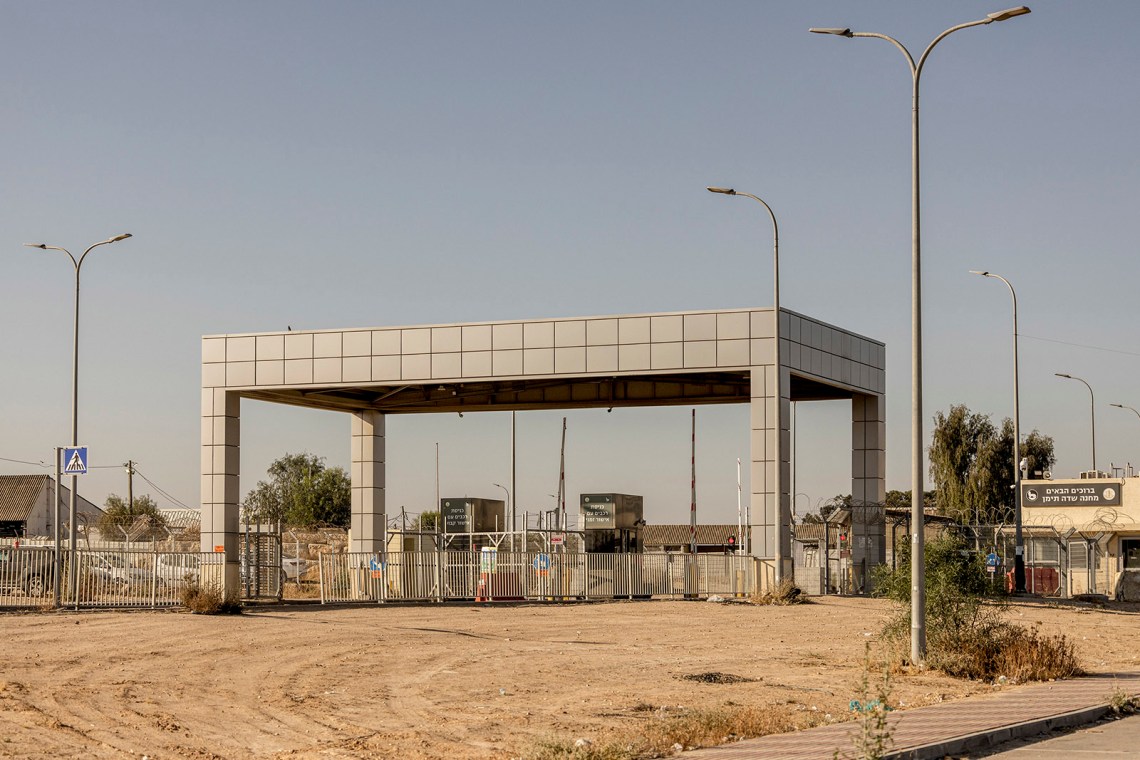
left=201, top=306, right=885, bottom=594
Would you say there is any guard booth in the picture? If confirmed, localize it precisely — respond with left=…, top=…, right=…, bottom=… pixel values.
left=581, top=493, right=645, bottom=598
left=440, top=497, right=518, bottom=599
left=440, top=498, right=506, bottom=551
left=580, top=494, right=644, bottom=553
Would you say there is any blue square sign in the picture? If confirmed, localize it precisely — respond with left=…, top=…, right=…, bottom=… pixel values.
left=63, top=446, right=88, bottom=475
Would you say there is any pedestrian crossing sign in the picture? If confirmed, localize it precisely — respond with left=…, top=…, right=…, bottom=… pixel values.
left=63, top=446, right=89, bottom=475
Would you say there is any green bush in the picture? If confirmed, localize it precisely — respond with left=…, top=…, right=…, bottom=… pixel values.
left=873, top=533, right=1079, bottom=681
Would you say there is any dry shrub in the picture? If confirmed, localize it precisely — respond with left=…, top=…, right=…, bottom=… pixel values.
left=884, top=605, right=1080, bottom=681
left=991, top=624, right=1081, bottom=681
left=753, top=578, right=806, bottom=606
left=877, top=533, right=1081, bottom=682
left=526, top=703, right=824, bottom=759
left=180, top=581, right=242, bottom=614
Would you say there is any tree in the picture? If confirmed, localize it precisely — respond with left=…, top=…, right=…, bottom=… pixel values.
left=99, top=494, right=167, bottom=538
left=929, top=405, right=1055, bottom=525
left=409, top=511, right=439, bottom=532
left=241, top=453, right=351, bottom=529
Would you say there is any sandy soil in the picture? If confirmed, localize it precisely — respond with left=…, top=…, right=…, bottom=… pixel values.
left=1, top=596, right=1137, bottom=759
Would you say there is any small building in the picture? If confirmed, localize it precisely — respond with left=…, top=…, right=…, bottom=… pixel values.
left=0, top=474, right=104, bottom=539
left=439, top=497, right=507, bottom=550
left=1020, top=477, right=1140, bottom=599
left=580, top=493, right=643, bottom=553
left=642, top=524, right=739, bottom=553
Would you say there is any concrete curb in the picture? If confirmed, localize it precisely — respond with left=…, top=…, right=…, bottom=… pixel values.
left=884, top=703, right=1115, bottom=760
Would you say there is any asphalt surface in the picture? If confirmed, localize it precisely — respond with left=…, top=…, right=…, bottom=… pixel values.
left=972, top=712, right=1140, bottom=757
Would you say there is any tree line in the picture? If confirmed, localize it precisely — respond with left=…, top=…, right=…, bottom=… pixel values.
left=811, top=403, right=1056, bottom=525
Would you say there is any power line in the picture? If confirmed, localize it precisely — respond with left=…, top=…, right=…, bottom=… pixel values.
left=0, top=456, right=49, bottom=468
left=0, top=456, right=115, bottom=470
left=1020, top=333, right=1140, bottom=359
left=133, top=467, right=193, bottom=510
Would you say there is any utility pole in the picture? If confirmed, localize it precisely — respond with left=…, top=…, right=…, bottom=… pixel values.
left=124, top=460, right=136, bottom=511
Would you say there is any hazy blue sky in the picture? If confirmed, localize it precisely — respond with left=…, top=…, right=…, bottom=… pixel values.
left=4, top=2, right=1139, bottom=527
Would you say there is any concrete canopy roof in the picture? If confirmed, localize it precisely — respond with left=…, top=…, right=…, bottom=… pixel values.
left=202, top=307, right=885, bottom=415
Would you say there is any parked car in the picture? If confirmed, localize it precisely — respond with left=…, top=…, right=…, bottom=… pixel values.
left=155, top=554, right=200, bottom=588
left=85, top=553, right=151, bottom=588
left=0, top=545, right=55, bottom=597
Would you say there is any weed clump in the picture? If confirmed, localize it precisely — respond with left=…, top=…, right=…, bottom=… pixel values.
left=1108, top=688, right=1138, bottom=715
left=835, top=644, right=895, bottom=760
left=526, top=703, right=824, bottom=759
left=753, top=578, right=807, bottom=606
left=180, top=581, right=242, bottom=614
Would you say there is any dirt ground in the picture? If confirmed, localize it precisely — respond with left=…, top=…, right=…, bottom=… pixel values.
left=1, top=596, right=1138, bottom=759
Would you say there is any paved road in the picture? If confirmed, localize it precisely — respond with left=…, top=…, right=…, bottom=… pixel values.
left=974, top=712, right=1140, bottom=757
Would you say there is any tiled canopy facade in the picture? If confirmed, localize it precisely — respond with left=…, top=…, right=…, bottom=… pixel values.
left=201, top=307, right=885, bottom=593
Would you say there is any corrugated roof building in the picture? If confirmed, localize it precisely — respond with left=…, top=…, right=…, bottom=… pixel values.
left=0, top=475, right=103, bottom=538
left=642, top=524, right=740, bottom=553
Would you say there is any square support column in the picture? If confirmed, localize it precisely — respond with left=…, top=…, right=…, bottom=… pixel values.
left=201, top=388, right=240, bottom=598
left=749, top=364, right=790, bottom=576
left=851, top=393, right=887, bottom=592
left=350, top=410, right=386, bottom=553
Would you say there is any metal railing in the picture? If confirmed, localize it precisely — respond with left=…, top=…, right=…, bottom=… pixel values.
left=0, top=546, right=222, bottom=609
left=319, top=550, right=755, bottom=604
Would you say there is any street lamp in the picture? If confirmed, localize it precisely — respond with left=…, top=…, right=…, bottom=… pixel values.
left=811, top=6, right=1030, bottom=665
left=706, top=186, right=785, bottom=583
left=1056, top=373, right=1096, bottom=473
left=1110, top=403, right=1140, bottom=424
left=491, top=482, right=510, bottom=536
left=970, top=270, right=1025, bottom=592
left=25, top=233, right=133, bottom=600
left=1110, top=405, right=1140, bottom=471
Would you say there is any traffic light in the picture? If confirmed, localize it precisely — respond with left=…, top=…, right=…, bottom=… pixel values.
left=727, top=535, right=736, bottom=551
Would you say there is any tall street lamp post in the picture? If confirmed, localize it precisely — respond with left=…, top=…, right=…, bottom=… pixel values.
left=1056, top=373, right=1096, bottom=473
left=25, top=233, right=133, bottom=599
left=970, top=270, right=1025, bottom=592
left=492, top=482, right=510, bottom=536
left=1110, top=403, right=1140, bottom=423
left=810, top=6, right=1031, bottom=665
left=706, top=186, right=785, bottom=583
left=1110, top=405, right=1140, bottom=472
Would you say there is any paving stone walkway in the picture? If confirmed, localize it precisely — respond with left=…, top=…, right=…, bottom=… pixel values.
left=685, top=672, right=1140, bottom=760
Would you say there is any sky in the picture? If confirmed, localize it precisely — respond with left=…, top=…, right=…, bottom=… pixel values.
left=3, top=2, right=1140, bottom=528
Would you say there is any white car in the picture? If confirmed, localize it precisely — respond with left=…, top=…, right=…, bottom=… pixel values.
left=156, top=554, right=201, bottom=588
left=87, top=553, right=151, bottom=588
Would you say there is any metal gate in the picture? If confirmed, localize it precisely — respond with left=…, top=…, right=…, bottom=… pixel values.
left=240, top=523, right=281, bottom=599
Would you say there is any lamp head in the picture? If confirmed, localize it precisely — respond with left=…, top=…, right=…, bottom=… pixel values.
left=1055, top=373, right=1072, bottom=379
left=24, top=243, right=47, bottom=249
left=108, top=233, right=133, bottom=243
left=706, top=186, right=736, bottom=195
left=968, top=269, right=990, bottom=277
left=986, top=6, right=1031, bottom=22
left=809, top=27, right=853, bottom=37
left=1111, top=403, right=1125, bottom=409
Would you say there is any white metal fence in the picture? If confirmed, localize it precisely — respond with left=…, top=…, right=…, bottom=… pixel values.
left=319, top=550, right=755, bottom=603
left=0, top=546, right=221, bottom=609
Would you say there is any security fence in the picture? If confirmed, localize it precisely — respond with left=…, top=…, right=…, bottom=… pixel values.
left=0, top=545, right=221, bottom=609
left=319, top=550, right=755, bottom=603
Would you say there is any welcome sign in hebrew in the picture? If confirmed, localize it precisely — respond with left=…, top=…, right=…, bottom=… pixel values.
left=1021, top=482, right=1121, bottom=507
